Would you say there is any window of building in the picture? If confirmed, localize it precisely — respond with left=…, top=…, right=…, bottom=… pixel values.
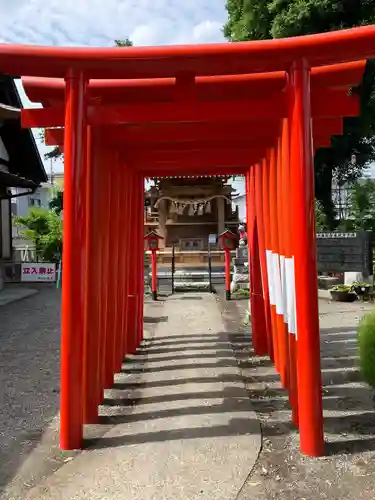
left=29, top=197, right=41, bottom=207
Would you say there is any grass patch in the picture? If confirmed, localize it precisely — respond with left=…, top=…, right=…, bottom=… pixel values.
left=232, top=289, right=250, bottom=298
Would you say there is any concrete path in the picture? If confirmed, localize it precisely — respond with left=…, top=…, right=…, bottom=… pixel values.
left=0, top=285, right=38, bottom=307
left=24, top=293, right=261, bottom=500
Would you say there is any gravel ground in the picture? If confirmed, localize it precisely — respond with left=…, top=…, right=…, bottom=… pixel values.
left=0, top=288, right=162, bottom=500
left=0, top=286, right=62, bottom=498
left=219, top=293, right=375, bottom=500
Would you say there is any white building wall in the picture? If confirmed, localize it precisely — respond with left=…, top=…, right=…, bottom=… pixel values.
left=0, top=137, right=9, bottom=162
left=11, top=184, right=53, bottom=238
left=233, top=194, right=247, bottom=222
left=1, top=199, right=11, bottom=259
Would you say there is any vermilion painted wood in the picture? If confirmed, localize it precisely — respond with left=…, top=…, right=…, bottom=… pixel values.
left=44, top=117, right=342, bottom=147
left=103, top=156, right=115, bottom=389
left=267, top=147, right=281, bottom=374
left=97, top=146, right=111, bottom=405
left=126, top=171, right=138, bottom=355
left=247, top=166, right=268, bottom=355
left=10, top=24, right=374, bottom=457
left=133, top=149, right=269, bottom=165
left=111, top=152, right=123, bottom=375
left=44, top=122, right=279, bottom=145
left=23, top=72, right=287, bottom=104
left=122, top=167, right=134, bottom=357
left=289, top=61, right=324, bottom=457
left=117, top=164, right=128, bottom=369
left=22, top=60, right=365, bottom=105
left=281, top=117, right=299, bottom=427
left=83, top=126, right=101, bottom=425
left=22, top=90, right=358, bottom=128
left=142, top=167, right=249, bottom=178
left=255, top=161, right=274, bottom=361
left=59, top=70, right=87, bottom=451
left=88, top=97, right=287, bottom=124
left=2, top=27, right=373, bottom=78
left=126, top=138, right=277, bottom=152
left=137, top=174, right=145, bottom=344
left=274, top=138, right=289, bottom=389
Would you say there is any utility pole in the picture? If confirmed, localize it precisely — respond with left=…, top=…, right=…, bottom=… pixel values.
left=50, top=158, right=54, bottom=186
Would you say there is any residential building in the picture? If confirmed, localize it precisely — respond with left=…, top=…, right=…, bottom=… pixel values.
left=0, top=75, right=47, bottom=285
left=232, top=193, right=247, bottom=223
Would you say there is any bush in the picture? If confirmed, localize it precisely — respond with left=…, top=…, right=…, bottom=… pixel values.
left=357, top=311, right=375, bottom=388
left=14, top=208, right=62, bottom=262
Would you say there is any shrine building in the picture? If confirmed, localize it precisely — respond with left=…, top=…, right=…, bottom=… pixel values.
left=144, top=176, right=240, bottom=251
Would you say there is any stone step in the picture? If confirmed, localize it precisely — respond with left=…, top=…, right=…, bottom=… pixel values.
left=173, top=281, right=211, bottom=292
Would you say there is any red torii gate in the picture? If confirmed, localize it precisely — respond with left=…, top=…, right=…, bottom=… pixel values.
left=2, top=25, right=375, bottom=457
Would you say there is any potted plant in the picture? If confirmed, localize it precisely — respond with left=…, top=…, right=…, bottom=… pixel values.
left=330, top=284, right=357, bottom=302
left=351, top=281, right=372, bottom=298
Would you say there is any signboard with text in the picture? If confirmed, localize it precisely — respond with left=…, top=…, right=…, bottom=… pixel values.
left=21, top=263, right=56, bottom=282
left=316, top=232, right=373, bottom=275
left=208, top=234, right=217, bottom=245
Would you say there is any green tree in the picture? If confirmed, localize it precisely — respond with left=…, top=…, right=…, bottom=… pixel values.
left=224, top=0, right=375, bottom=227
left=337, top=178, right=375, bottom=231
left=14, top=208, right=62, bottom=262
left=39, top=129, right=63, bottom=161
left=49, top=188, right=63, bottom=215
left=114, top=38, right=133, bottom=47
left=315, top=200, right=328, bottom=231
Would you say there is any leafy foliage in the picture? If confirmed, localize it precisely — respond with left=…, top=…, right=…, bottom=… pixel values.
left=39, top=129, right=63, bottom=162
left=337, top=178, right=375, bottom=231
left=114, top=38, right=133, bottom=46
left=315, top=200, right=328, bottom=231
left=14, top=208, right=62, bottom=262
left=357, top=311, right=375, bottom=388
left=49, top=189, right=63, bottom=215
left=224, top=0, right=375, bottom=227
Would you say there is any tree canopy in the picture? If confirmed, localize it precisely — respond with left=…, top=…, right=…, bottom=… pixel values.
left=49, top=188, right=63, bottom=215
left=14, top=208, right=62, bottom=262
left=224, top=0, right=375, bottom=227
left=114, top=38, right=133, bottom=47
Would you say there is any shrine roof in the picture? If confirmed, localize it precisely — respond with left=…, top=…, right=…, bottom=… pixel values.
left=0, top=76, right=47, bottom=185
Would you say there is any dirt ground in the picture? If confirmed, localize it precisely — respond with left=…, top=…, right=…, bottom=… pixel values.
left=219, top=293, right=375, bottom=500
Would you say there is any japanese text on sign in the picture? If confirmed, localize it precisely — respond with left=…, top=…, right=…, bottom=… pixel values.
left=21, top=263, right=56, bottom=282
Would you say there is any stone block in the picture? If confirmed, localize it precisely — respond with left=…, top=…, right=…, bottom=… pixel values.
left=317, top=276, right=343, bottom=289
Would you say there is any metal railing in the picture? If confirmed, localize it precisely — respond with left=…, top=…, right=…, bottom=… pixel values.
left=144, top=247, right=235, bottom=293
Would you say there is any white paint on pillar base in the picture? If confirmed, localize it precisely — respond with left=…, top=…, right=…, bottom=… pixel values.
left=265, top=249, right=275, bottom=306
left=280, top=254, right=288, bottom=325
left=272, top=252, right=284, bottom=316
left=285, top=257, right=297, bottom=338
